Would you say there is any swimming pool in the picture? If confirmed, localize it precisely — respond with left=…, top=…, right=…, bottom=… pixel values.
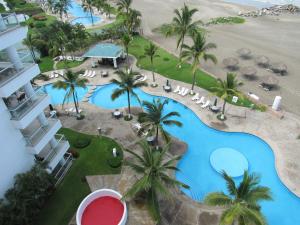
left=43, top=84, right=89, bottom=105
left=88, top=83, right=300, bottom=225
left=68, top=0, right=101, bottom=26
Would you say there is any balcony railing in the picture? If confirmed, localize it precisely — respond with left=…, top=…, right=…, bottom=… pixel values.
left=7, top=87, right=47, bottom=120
left=23, top=114, right=58, bottom=147
left=42, top=134, right=67, bottom=165
left=53, top=153, right=73, bottom=186
left=0, top=52, right=35, bottom=87
left=0, top=13, right=19, bottom=34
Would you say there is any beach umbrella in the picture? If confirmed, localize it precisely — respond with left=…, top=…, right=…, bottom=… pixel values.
left=237, top=48, right=252, bottom=59
left=255, top=55, right=270, bottom=67
left=240, top=66, right=257, bottom=79
left=261, top=75, right=279, bottom=87
left=223, top=57, right=239, bottom=70
left=270, top=62, right=287, bottom=75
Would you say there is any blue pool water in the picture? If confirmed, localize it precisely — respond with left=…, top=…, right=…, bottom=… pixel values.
left=47, top=82, right=300, bottom=225
left=43, top=84, right=89, bottom=105
left=68, top=0, right=101, bottom=25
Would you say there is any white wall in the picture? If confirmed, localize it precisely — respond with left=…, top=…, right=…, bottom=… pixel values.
left=0, top=99, right=34, bottom=197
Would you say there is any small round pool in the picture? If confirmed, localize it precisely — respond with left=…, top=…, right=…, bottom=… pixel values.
left=76, top=189, right=127, bottom=225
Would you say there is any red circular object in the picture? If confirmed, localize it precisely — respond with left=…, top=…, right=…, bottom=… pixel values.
left=81, top=196, right=124, bottom=225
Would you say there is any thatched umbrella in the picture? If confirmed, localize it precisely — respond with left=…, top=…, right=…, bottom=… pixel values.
left=223, top=57, right=239, bottom=70
left=237, top=48, right=252, bottom=59
left=270, top=62, right=287, bottom=75
left=240, top=66, right=257, bottom=79
left=255, top=56, right=270, bottom=67
left=261, top=75, right=279, bottom=87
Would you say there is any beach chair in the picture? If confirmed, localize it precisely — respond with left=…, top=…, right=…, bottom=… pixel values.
left=54, top=73, right=59, bottom=78
left=201, top=100, right=211, bottom=109
left=132, top=123, right=142, bottom=132
left=49, top=72, right=55, bottom=79
left=87, top=70, right=93, bottom=77
left=181, top=88, right=189, bottom=96
left=192, top=93, right=200, bottom=101
left=173, top=85, right=181, bottom=93
left=196, top=96, right=205, bottom=105
left=90, top=71, right=96, bottom=78
left=178, top=87, right=185, bottom=95
left=82, top=70, right=88, bottom=77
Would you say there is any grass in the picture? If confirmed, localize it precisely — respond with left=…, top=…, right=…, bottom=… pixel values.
left=38, top=56, right=54, bottom=73
left=129, top=36, right=265, bottom=110
left=35, top=128, right=123, bottom=225
left=56, top=60, right=85, bottom=70
left=206, top=17, right=245, bottom=25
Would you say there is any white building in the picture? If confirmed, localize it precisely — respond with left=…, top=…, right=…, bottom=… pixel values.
left=0, top=13, right=72, bottom=197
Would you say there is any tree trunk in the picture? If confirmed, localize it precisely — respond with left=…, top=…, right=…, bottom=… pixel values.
left=30, top=47, right=37, bottom=63
left=151, top=58, right=155, bottom=83
left=127, top=90, right=131, bottom=118
left=90, top=10, right=94, bottom=26
left=73, top=91, right=79, bottom=115
left=191, top=71, right=196, bottom=91
left=222, top=100, right=227, bottom=115
left=126, top=48, right=129, bottom=67
left=155, top=125, right=159, bottom=147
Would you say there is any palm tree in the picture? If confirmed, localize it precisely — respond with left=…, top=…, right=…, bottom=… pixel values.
left=140, top=43, right=160, bottom=86
left=120, top=33, right=132, bottom=67
left=124, top=8, right=142, bottom=34
left=23, top=33, right=38, bottom=62
left=124, top=141, right=189, bottom=223
left=54, top=0, right=72, bottom=20
left=170, top=4, right=202, bottom=56
left=181, top=31, right=217, bottom=93
left=82, top=0, right=95, bottom=26
left=139, top=99, right=182, bottom=146
left=117, top=0, right=132, bottom=14
left=211, top=73, right=241, bottom=119
left=204, top=171, right=272, bottom=225
left=111, top=69, right=148, bottom=119
left=102, top=2, right=113, bottom=19
left=53, top=70, right=88, bottom=116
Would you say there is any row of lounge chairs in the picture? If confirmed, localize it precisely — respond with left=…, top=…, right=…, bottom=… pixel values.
left=173, top=85, right=189, bottom=96
left=81, top=70, right=96, bottom=78
left=55, top=56, right=84, bottom=62
left=49, top=70, right=64, bottom=79
left=173, top=85, right=211, bottom=109
left=65, top=107, right=83, bottom=115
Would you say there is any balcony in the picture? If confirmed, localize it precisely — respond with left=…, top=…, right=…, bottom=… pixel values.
left=22, top=116, right=62, bottom=154
left=52, top=153, right=73, bottom=186
left=6, top=87, right=50, bottom=129
left=0, top=13, right=27, bottom=50
left=37, top=134, right=70, bottom=171
left=0, top=52, right=40, bottom=97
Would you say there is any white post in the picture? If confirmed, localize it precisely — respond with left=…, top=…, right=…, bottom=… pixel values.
left=113, top=58, right=117, bottom=68
left=38, top=113, right=48, bottom=126
left=23, top=82, right=35, bottom=98
left=6, top=46, right=23, bottom=70
left=272, top=96, right=282, bottom=111
left=50, top=138, right=58, bottom=148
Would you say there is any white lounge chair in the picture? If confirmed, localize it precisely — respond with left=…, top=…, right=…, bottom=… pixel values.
left=181, top=88, right=189, bottom=96
left=132, top=123, right=142, bottom=131
left=201, top=100, right=211, bottom=109
left=54, top=73, right=59, bottom=78
left=82, top=70, right=88, bottom=77
left=173, top=85, right=181, bottom=93
left=196, top=96, right=205, bottom=105
left=49, top=72, right=55, bottom=79
left=192, top=93, right=200, bottom=101
left=90, top=71, right=96, bottom=78
left=178, top=87, right=185, bottom=95
left=67, top=56, right=73, bottom=61
left=87, top=70, right=93, bottom=77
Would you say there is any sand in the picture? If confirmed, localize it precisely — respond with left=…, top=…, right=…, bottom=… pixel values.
left=132, top=0, right=300, bottom=115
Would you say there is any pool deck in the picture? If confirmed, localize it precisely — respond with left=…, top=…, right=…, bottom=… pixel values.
left=40, top=57, right=300, bottom=199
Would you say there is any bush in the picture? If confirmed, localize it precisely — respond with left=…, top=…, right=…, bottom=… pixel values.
left=74, top=137, right=91, bottom=148
left=35, top=21, right=46, bottom=28
left=107, top=157, right=122, bottom=168
left=0, top=164, right=55, bottom=225
left=68, top=148, right=80, bottom=158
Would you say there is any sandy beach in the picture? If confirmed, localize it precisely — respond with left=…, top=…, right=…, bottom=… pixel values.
left=132, top=0, right=300, bottom=115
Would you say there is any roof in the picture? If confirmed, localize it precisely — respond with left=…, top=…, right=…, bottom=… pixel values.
left=83, top=43, right=123, bottom=58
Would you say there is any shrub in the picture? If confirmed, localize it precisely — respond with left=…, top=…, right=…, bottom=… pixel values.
left=74, top=137, right=91, bottom=148
left=34, top=21, right=46, bottom=28
left=107, top=157, right=122, bottom=168
left=68, top=148, right=80, bottom=158
left=0, top=164, right=55, bottom=225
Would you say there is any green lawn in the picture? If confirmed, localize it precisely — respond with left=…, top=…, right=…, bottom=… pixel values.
left=129, top=36, right=265, bottom=110
left=56, top=60, right=85, bottom=70
left=38, top=56, right=54, bottom=73
left=35, top=128, right=123, bottom=225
